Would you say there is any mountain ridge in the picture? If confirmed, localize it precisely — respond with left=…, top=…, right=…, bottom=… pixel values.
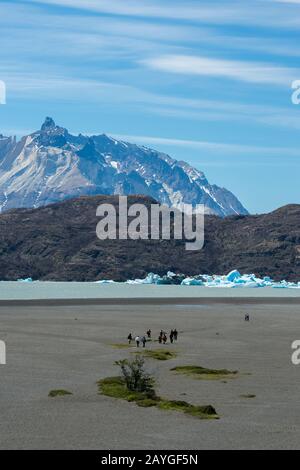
left=0, top=117, right=248, bottom=216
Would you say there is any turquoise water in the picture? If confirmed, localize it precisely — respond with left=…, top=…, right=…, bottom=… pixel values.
left=0, top=281, right=300, bottom=300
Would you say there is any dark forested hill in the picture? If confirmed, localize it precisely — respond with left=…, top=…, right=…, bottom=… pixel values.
left=0, top=195, right=299, bottom=282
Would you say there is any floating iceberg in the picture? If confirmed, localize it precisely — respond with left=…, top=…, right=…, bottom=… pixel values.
left=181, top=277, right=204, bottom=286
left=123, top=270, right=300, bottom=288
left=95, top=279, right=116, bottom=284
left=226, top=270, right=241, bottom=282
left=17, top=277, right=33, bottom=282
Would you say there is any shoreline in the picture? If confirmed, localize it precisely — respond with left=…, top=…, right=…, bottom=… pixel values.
left=1, top=296, right=300, bottom=306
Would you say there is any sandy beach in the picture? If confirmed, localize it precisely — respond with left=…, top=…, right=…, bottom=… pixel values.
left=0, top=297, right=300, bottom=450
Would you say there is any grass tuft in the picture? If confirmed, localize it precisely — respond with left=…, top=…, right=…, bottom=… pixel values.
left=97, top=376, right=218, bottom=419
left=139, top=349, right=177, bottom=361
left=110, top=343, right=135, bottom=349
left=171, top=365, right=238, bottom=380
left=158, top=400, right=218, bottom=419
left=48, top=389, right=73, bottom=398
left=98, top=376, right=159, bottom=407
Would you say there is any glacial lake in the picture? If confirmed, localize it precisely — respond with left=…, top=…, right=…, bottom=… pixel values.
left=0, top=281, right=300, bottom=301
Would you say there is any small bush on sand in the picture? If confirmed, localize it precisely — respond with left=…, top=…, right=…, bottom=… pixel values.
left=98, top=376, right=218, bottom=418
left=115, top=355, right=155, bottom=395
left=97, top=356, right=219, bottom=419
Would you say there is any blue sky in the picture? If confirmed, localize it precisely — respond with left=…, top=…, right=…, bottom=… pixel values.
left=0, top=0, right=300, bottom=213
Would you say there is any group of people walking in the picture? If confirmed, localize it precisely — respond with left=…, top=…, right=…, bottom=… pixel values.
left=127, top=333, right=148, bottom=348
left=158, top=329, right=178, bottom=344
left=127, top=328, right=178, bottom=347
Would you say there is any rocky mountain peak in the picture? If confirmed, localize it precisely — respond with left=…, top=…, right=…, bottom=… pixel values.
left=41, top=116, right=56, bottom=132
left=0, top=118, right=249, bottom=216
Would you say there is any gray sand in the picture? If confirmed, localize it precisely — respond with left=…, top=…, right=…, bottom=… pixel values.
left=0, top=299, right=300, bottom=449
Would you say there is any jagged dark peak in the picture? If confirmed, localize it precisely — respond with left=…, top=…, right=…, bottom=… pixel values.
left=33, top=117, right=69, bottom=147
left=77, top=137, right=105, bottom=163
left=39, top=117, right=67, bottom=137
left=41, top=117, right=56, bottom=131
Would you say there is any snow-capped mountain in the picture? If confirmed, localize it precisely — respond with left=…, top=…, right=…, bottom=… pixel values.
left=0, top=117, right=248, bottom=216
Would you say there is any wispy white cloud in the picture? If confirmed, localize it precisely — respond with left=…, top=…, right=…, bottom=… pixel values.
left=23, top=0, right=264, bottom=22
left=142, top=54, right=297, bottom=86
left=25, top=0, right=300, bottom=28
left=108, top=133, right=300, bottom=158
left=257, top=114, right=300, bottom=130
left=3, top=2, right=300, bottom=61
left=0, top=5, right=187, bottom=63
left=273, top=0, right=300, bottom=3
left=0, top=3, right=202, bottom=45
left=3, top=70, right=299, bottom=130
left=27, top=0, right=234, bottom=22
left=203, top=34, right=300, bottom=58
